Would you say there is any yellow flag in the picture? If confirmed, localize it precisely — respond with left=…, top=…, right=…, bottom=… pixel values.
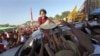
left=67, top=6, right=78, bottom=22
left=71, top=6, right=78, bottom=21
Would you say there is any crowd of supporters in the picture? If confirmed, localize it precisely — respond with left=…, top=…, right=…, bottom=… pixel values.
left=0, top=26, right=38, bottom=53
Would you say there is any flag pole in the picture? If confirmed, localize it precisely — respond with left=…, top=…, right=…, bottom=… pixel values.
left=30, top=8, right=33, bottom=26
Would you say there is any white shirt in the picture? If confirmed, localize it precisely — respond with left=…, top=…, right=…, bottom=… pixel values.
left=2, top=40, right=8, bottom=49
left=20, top=36, right=26, bottom=43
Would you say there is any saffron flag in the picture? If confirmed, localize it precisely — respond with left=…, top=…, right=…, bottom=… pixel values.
left=71, top=6, right=78, bottom=21
left=67, top=6, right=78, bottom=22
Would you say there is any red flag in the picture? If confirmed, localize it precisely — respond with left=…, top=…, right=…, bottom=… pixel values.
left=30, top=8, right=33, bottom=21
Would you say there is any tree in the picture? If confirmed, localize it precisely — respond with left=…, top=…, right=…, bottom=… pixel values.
left=61, top=11, right=70, bottom=19
left=54, top=14, right=61, bottom=20
left=49, top=17, right=54, bottom=20
left=23, top=20, right=37, bottom=26
left=54, top=11, right=70, bottom=20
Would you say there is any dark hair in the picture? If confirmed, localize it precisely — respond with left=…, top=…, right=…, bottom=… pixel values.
left=40, top=9, right=47, bottom=14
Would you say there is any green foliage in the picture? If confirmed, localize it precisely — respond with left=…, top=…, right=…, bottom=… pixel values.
left=23, top=21, right=37, bottom=26
left=54, top=14, right=61, bottom=20
left=53, top=11, right=70, bottom=20
left=0, top=24, right=17, bottom=27
left=49, top=17, right=54, bottom=20
left=61, top=11, right=70, bottom=18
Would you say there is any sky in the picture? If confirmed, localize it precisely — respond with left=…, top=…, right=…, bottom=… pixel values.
left=0, top=0, right=85, bottom=25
